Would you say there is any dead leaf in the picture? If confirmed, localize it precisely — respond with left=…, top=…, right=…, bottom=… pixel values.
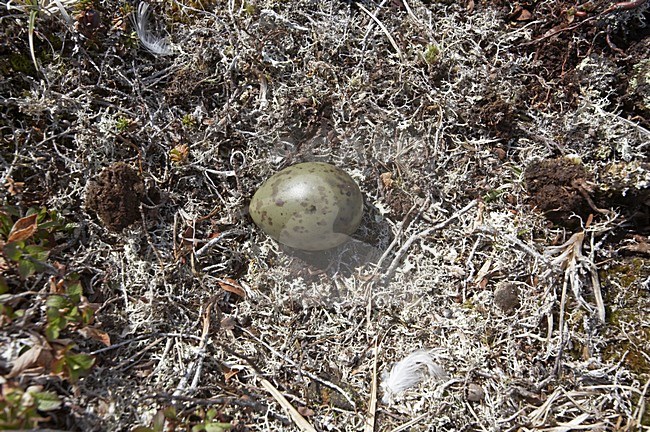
left=474, top=259, right=493, bottom=285
left=218, top=278, right=246, bottom=298
left=380, top=172, right=394, bottom=189
left=516, top=9, right=533, bottom=21
left=8, top=344, right=43, bottom=378
left=77, top=327, right=111, bottom=346
left=181, top=226, right=195, bottom=246
left=220, top=316, right=237, bottom=330
left=223, top=367, right=241, bottom=382
left=49, top=276, right=66, bottom=294
left=5, top=177, right=24, bottom=196
left=7, top=213, right=38, bottom=242
left=298, top=406, right=316, bottom=417
left=622, top=236, right=650, bottom=255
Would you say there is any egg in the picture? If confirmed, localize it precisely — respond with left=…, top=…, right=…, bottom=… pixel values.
left=249, top=162, right=364, bottom=251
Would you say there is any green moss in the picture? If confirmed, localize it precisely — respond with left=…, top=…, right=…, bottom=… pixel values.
left=423, top=44, right=440, bottom=65
left=601, top=257, right=650, bottom=377
left=600, top=258, right=645, bottom=292
left=115, top=116, right=133, bottom=133
left=9, top=53, right=37, bottom=76
left=181, top=113, right=196, bottom=127
left=602, top=339, right=650, bottom=376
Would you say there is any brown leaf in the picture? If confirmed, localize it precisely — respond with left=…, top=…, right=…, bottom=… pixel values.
left=380, top=172, right=394, bottom=189
left=49, top=276, right=66, bottom=294
left=7, top=213, right=38, bottom=242
left=5, top=177, right=24, bottom=196
left=8, top=344, right=43, bottom=378
left=77, top=327, right=111, bottom=346
left=181, top=226, right=194, bottom=246
left=220, top=316, right=237, bottom=330
left=622, top=237, right=650, bottom=255
left=298, top=406, right=316, bottom=417
left=223, top=367, right=241, bottom=382
left=218, top=278, right=246, bottom=298
left=516, top=9, right=533, bottom=21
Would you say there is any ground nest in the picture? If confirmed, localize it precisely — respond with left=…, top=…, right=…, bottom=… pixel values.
left=1, top=0, right=649, bottom=431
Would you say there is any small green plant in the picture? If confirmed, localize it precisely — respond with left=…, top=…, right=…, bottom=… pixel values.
left=51, top=343, right=96, bottom=382
left=74, top=0, right=95, bottom=12
left=181, top=113, right=197, bottom=127
left=191, top=408, right=232, bottom=432
left=45, top=276, right=95, bottom=341
left=170, top=144, right=190, bottom=164
left=116, top=116, right=135, bottom=133
left=1, top=204, right=99, bottom=386
left=0, top=207, right=72, bottom=280
left=0, top=383, right=62, bottom=429
left=423, top=44, right=440, bottom=65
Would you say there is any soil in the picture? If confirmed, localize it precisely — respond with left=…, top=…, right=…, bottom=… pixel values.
left=85, top=162, right=145, bottom=231
left=524, top=158, right=593, bottom=229
left=526, top=157, right=649, bottom=232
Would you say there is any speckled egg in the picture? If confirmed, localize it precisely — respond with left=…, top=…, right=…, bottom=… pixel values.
left=250, top=162, right=364, bottom=251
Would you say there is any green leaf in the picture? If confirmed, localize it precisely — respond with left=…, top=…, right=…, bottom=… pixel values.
left=81, top=306, right=94, bottom=325
left=3, top=241, right=23, bottom=261
left=204, top=423, right=232, bottom=432
left=151, top=410, right=166, bottom=432
left=0, top=303, right=16, bottom=321
left=0, top=276, right=8, bottom=294
left=131, top=428, right=154, bottom=432
left=24, top=244, right=49, bottom=261
left=162, top=406, right=177, bottom=419
left=33, top=391, right=62, bottom=411
left=46, top=295, right=67, bottom=309
left=67, top=352, right=95, bottom=370
left=18, top=259, right=36, bottom=279
left=67, top=306, right=81, bottom=320
left=0, top=211, right=13, bottom=232
left=45, top=319, right=62, bottom=341
left=66, top=281, right=82, bottom=302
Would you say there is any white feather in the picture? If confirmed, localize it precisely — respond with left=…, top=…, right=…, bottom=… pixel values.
left=380, top=350, right=447, bottom=404
left=132, top=2, right=173, bottom=56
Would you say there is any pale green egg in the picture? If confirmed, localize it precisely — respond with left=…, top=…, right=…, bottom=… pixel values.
left=250, top=162, right=364, bottom=251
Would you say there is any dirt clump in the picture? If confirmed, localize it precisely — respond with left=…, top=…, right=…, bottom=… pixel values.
left=524, top=158, right=594, bottom=229
left=493, top=282, right=520, bottom=314
left=86, top=162, right=145, bottom=231
left=596, top=162, right=650, bottom=234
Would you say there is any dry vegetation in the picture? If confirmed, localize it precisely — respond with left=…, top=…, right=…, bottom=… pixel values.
left=1, top=0, right=649, bottom=430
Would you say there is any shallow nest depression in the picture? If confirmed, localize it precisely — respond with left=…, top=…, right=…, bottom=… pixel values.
left=1, top=0, right=649, bottom=431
